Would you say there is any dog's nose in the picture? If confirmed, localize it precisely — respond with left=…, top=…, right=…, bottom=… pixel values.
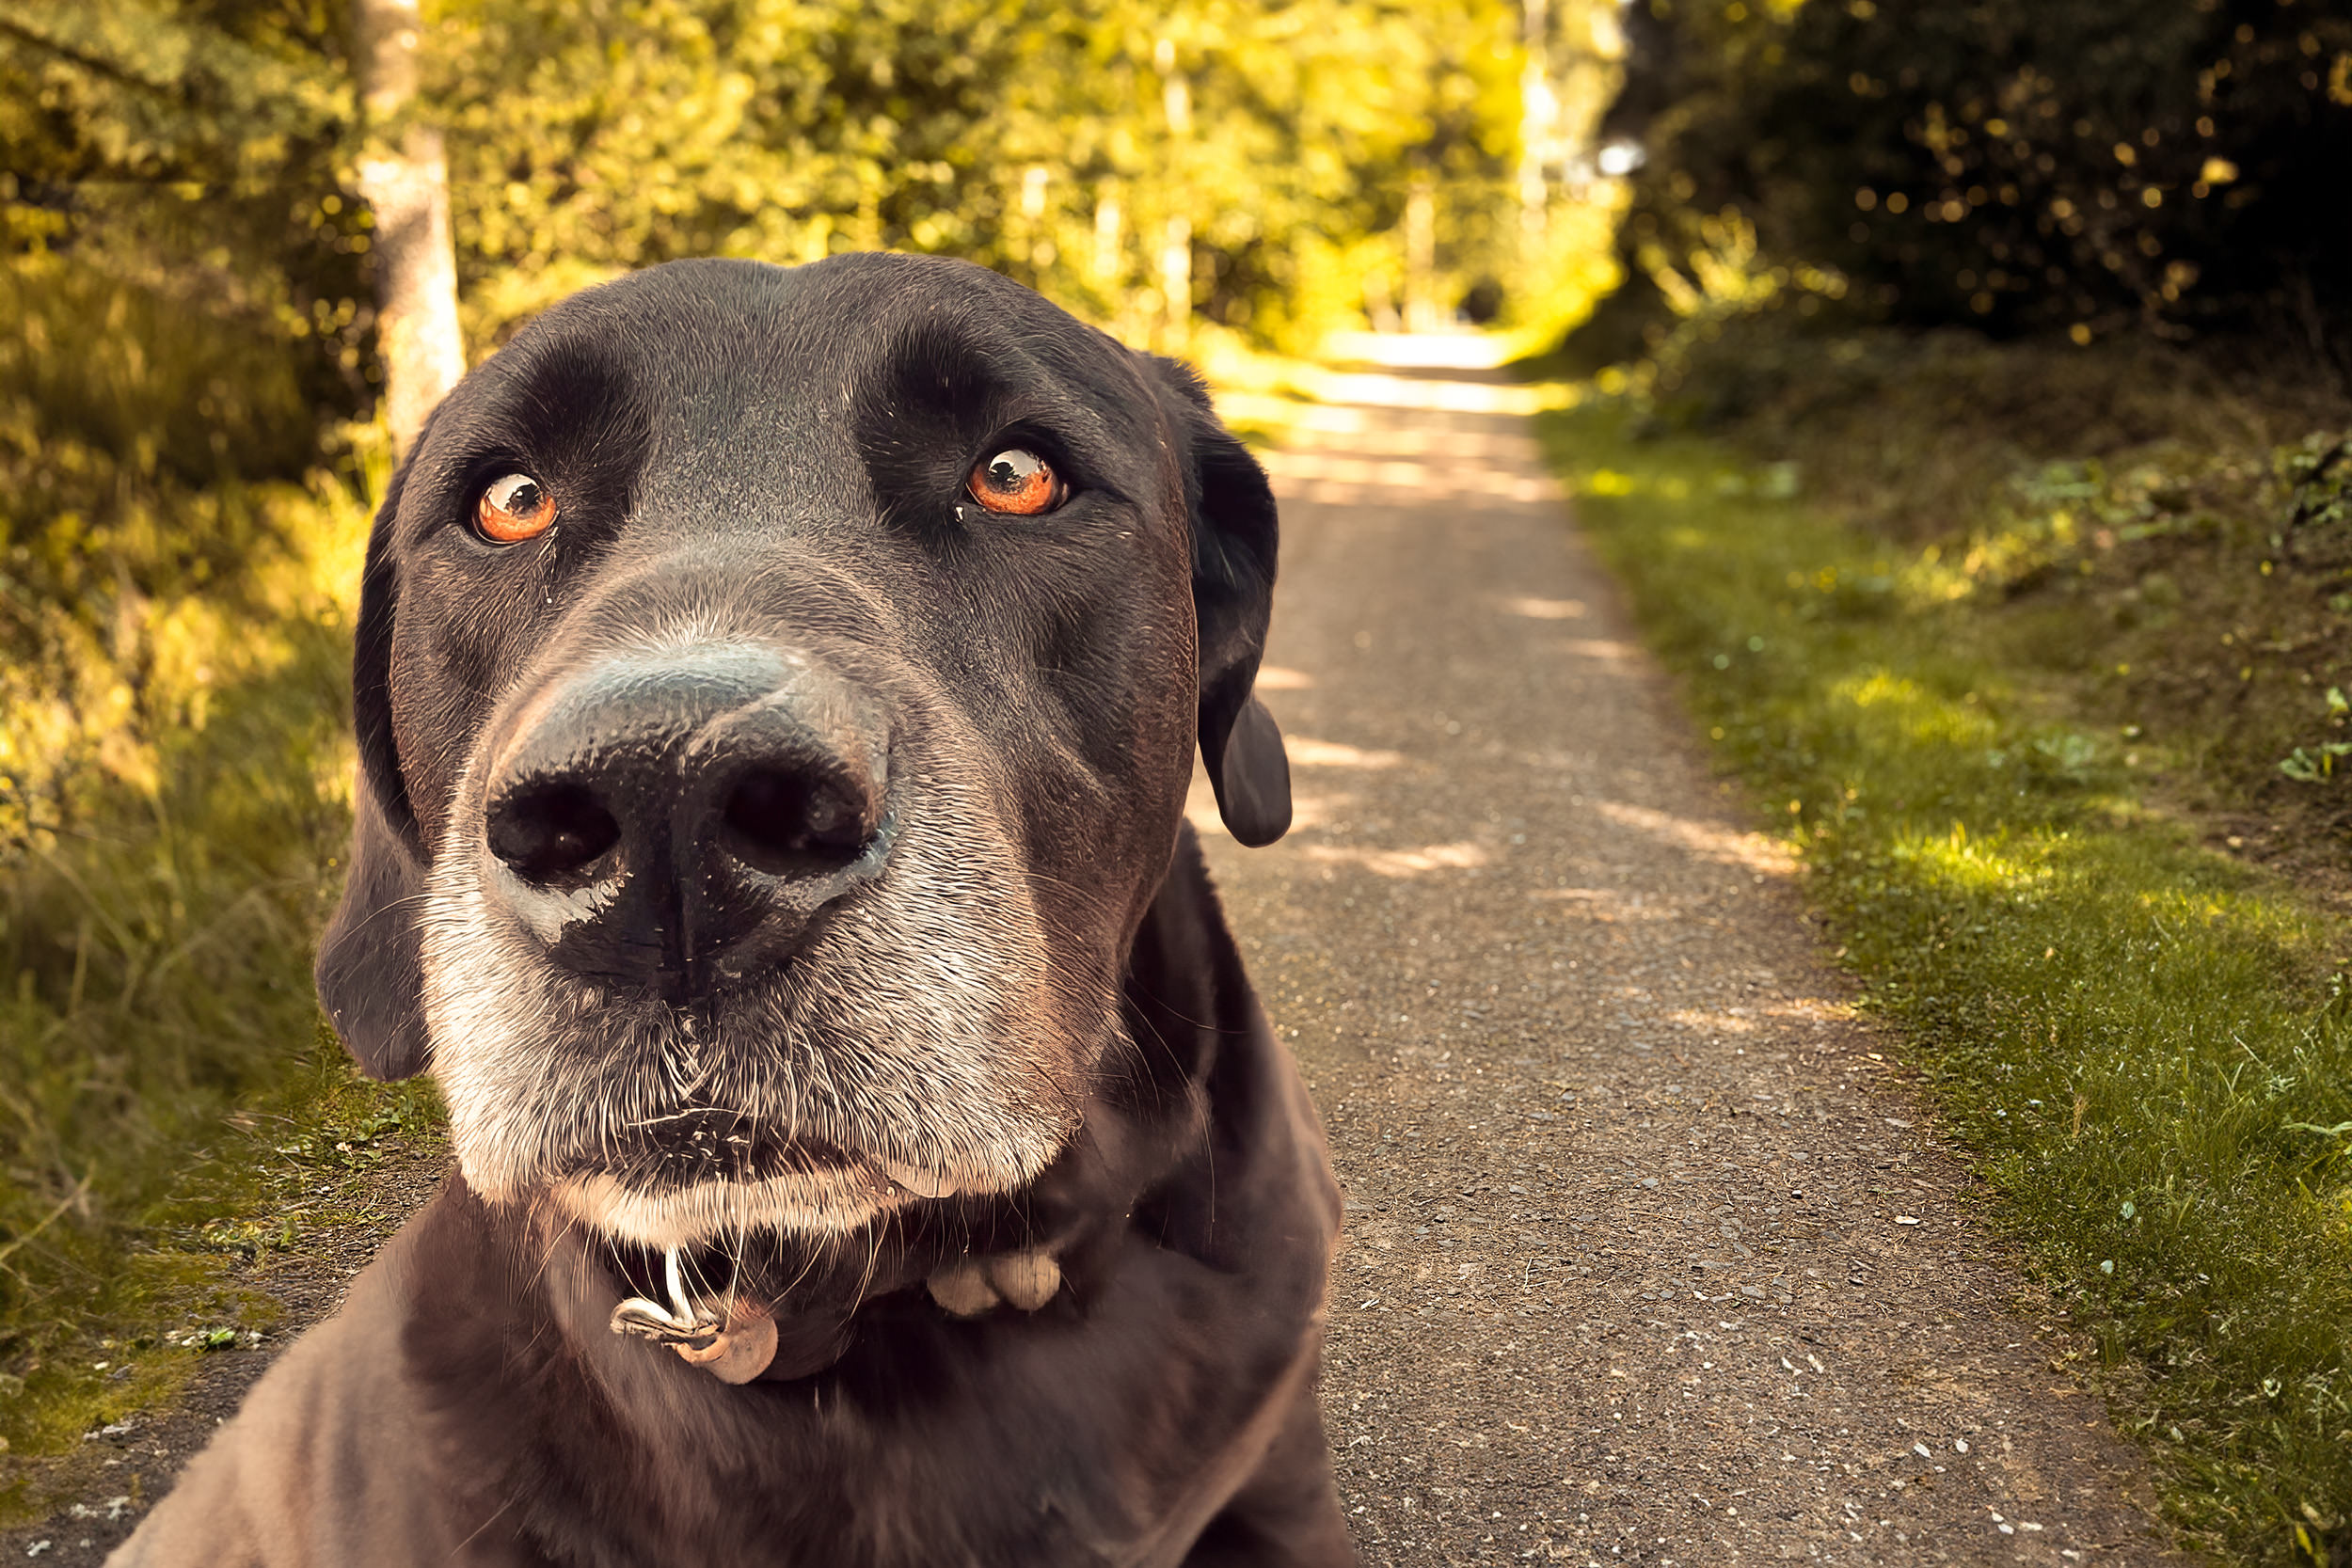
left=482, top=645, right=888, bottom=992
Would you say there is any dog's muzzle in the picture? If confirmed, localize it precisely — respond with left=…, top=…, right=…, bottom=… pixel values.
left=480, top=642, right=891, bottom=997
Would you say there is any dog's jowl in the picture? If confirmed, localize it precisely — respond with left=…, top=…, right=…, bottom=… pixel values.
left=113, top=255, right=1352, bottom=1567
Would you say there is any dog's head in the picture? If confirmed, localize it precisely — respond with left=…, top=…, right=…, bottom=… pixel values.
left=316, top=255, right=1289, bottom=1252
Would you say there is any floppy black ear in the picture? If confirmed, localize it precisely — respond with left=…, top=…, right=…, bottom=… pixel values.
left=1144, top=356, right=1292, bottom=847
left=314, top=441, right=433, bottom=1080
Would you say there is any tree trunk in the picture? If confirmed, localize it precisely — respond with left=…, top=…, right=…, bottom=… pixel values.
left=1518, top=0, right=1553, bottom=232
left=354, top=0, right=463, bottom=457
left=1403, top=176, right=1438, bottom=331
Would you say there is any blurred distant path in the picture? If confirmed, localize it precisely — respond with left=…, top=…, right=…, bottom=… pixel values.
left=1200, top=340, right=2182, bottom=1567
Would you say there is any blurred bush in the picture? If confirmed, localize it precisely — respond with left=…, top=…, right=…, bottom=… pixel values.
left=3, top=0, right=381, bottom=1328
left=429, top=0, right=1532, bottom=353
left=2, top=0, right=380, bottom=843
left=1594, top=0, right=2352, bottom=363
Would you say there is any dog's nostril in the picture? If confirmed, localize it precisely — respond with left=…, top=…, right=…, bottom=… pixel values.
left=489, top=783, right=624, bottom=882
left=722, top=768, right=871, bottom=875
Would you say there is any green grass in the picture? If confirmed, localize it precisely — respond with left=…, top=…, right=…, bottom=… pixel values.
left=0, top=607, right=448, bottom=1515
left=0, top=1048, right=441, bottom=1519
left=0, top=251, right=450, bottom=1506
left=1539, top=402, right=2352, bottom=1567
left=0, top=558, right=448, bottom=1515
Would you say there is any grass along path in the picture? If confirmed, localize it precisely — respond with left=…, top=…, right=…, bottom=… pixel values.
left=1538, top=401, right=2352, bottom=1566
left=0, top=1038, right=443, bottom=1535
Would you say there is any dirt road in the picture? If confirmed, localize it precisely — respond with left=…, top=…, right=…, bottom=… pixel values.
left=1200, top=340, right=2183, bottom=1567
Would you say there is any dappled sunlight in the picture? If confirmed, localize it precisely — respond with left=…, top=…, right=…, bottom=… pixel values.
left=2127, top=879, right=2309, bottom=950
left=1562, top=466, right=1710, bottom=506
left=1285, top=736, right=1407, bottom=769
left=1225, top=348, right=1580, bottom=512
left=1662, top=1007, right=1760, bottom=1034
left=1553, top=636, right=1640, bottom=663
left=1560, top=384, right=2352, bottom=1557
left=1320, top=329, right=1516, bottom=370
left=1757, top=997, right=1860, bottom=1025
left=1254, top=664, right=1315, bottom=690
left=1298, top=840, right=1492, bottom=878
left=1297, top=371, right=1574, bottom=418
left=1842, top=671, right=1926, bottom=709
left=1886, top=823, right=2046, bottom=895
left=1215, top=397, right=1547, bottom=460
left=1530, top=0, right=2352, bottom=1537
left=1266, top=424, right=1540, bottom=462
left=1831, top=670, right=1999, bottom=752
left=1502, top=595, right=1587, bottom=620
left=1211, top=370, right=1579, bottom=427
left=1256, top=447, right=1562, bottom=508
left=1589, top=800, right=1796, bottom=877
left=0, top=463, right=375, bottom=846
left=1239, top=369, right=1561, bottom=510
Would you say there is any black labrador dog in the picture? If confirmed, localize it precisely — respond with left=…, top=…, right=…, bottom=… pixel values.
left=113, top=254, right=1351, bottom=1566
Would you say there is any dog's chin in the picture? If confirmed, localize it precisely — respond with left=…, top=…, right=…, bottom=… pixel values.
left=548, top=1162, right=997, bottom=1251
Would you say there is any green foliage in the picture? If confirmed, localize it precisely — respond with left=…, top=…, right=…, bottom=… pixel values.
left=2283, top=436, right=2352, bottom=531
left=0, top=450, right=386, bottom=1471
left=0, top=265, right=370, bottom=841
left=1602, top=0, right=2352, bottom=353
left=0, top=0, right=378, bottom=405
left=2277, top=689, right=2352, bottom=784
left=0, top=1035, right=443, bottom=1513
left=0, top=0, right=390, bottom=843
left=0, top=0, right=416, bottom=1475
left=431, top=0, right=1528, bottom=352
left=1577, top=309, right=2352, bottom=846
left=1541, top=400, right=2352, bottom=1565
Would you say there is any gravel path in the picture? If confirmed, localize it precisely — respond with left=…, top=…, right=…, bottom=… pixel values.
left=1201, top=341, right=2185, bottom=1568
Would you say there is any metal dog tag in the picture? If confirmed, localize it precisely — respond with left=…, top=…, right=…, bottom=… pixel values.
left=608, top=1247, right=777, bottom=1383
left=610, top=1297, right=720, bottom=1352
left=675, top=1299, right=778, bottom=1385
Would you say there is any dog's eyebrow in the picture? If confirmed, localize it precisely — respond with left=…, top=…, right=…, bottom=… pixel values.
left=875, top=311, right=1141, bottom=437
left=494, top=341, right=646, bottom=451
left=977, top=393, right=1117, bottom=451
left=850, top=318, right=1142, bottom=528
left=405, top=339, right=650, bottom=513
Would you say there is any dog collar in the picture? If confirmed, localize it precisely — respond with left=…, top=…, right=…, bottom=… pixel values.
left=608, top=1245, right=779, bottom=1384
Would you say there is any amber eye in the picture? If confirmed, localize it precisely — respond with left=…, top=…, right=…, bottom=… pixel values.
left=967, top=448, right=1063, bottom=516
left=476, top=472, right=557, bottom=542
